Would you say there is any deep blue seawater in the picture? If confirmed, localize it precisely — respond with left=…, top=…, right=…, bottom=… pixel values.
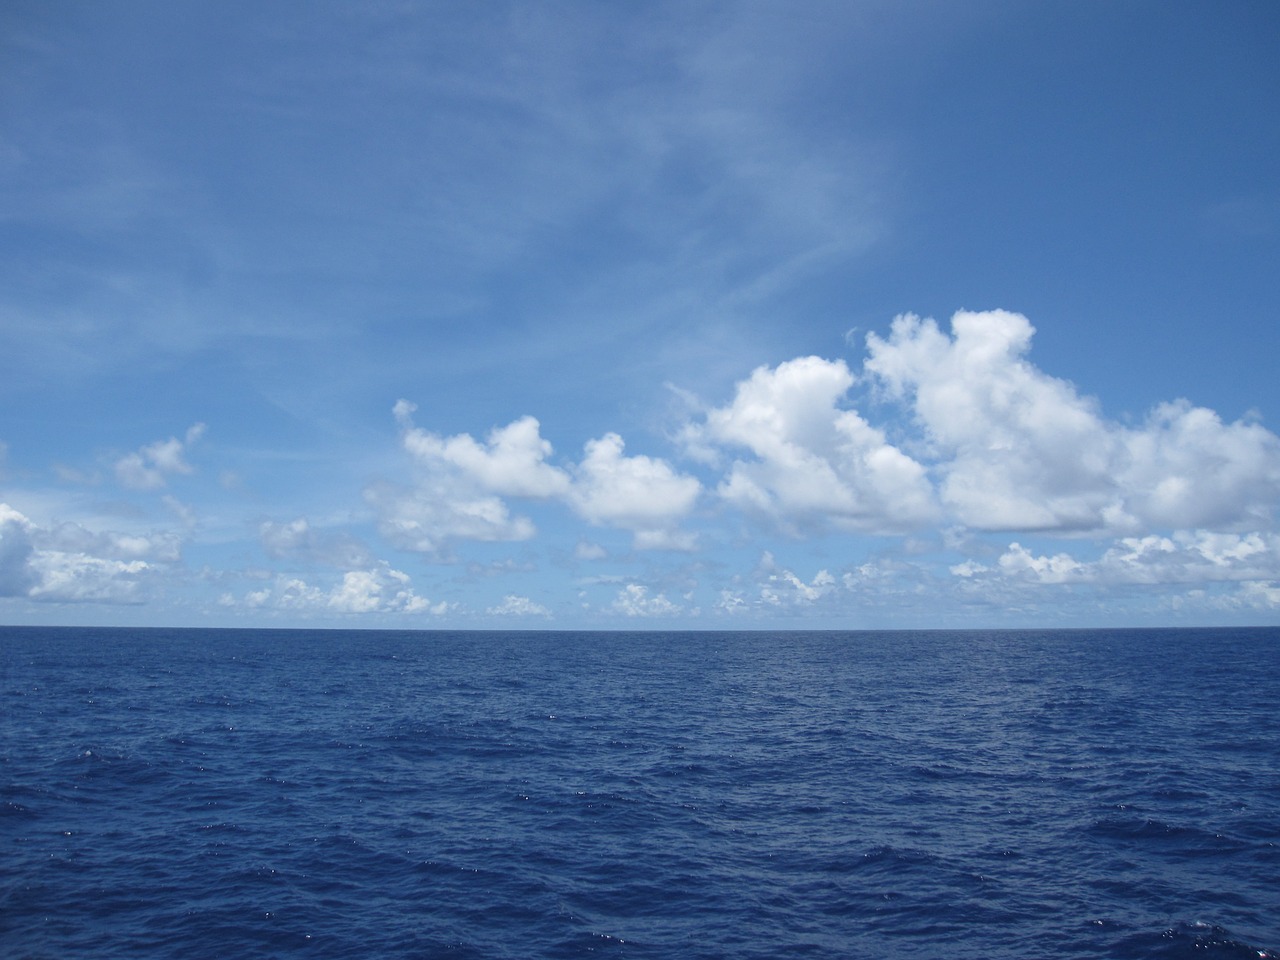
left=1, top=627, right=1277, bottom=959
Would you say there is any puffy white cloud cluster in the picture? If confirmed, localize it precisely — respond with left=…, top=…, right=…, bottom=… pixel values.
left=864, top=310, right=1280, bottom=534
left=611, top=583, right=683, bottom=617
left=662, top=310, right=1280, bottom=608
left=0, top=502, right=178, bottom=603
left=486, top=594, right=551, bottom=617
left=364, top=310, right=1280, bottom=613
left=672, top=310, right=1276, bottom=545
left=568, top=434, right=700, bottom=550
left=231, top=563, right=442, bottom=615
left=715, top=552, right=856, bottom=614
left=680, top=356, right=937, bottom=534
left=115, top=424, right=206, bottom=490
left=752, top=551, right=837, bottom=606
left=957, top=531, right=1280, bottom=588
left=373, top=401, right=700, bottom=554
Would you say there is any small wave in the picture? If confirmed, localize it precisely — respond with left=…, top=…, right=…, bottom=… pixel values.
left=1115, top=920, right=1277, bottom=959
left=1088, top=816, right=1249, bottom=856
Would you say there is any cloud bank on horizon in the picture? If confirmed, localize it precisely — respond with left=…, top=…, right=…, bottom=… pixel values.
left=1, top=2, right=1278, bottom=627
left=4, top=309, right=1280, bottom=625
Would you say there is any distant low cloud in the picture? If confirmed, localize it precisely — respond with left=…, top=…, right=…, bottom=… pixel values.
left=230, top=563, right=442, bottom=616
left=957, top=530, right=1280, bottom=589
left=758, top=552, right=837, bottom=606
left=611, top=583, right=682, bottom=617
left=487, top=594, right=551, bottom=617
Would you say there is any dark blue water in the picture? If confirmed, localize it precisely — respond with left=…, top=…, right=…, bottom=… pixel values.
left=1, top=627, right=1277, bottom=959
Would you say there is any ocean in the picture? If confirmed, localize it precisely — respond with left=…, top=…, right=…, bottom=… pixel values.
left=1, top=627, right=1276, bottom=959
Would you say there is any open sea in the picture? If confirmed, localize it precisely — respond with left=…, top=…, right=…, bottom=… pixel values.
left=1, top=627, right=1277, bottom=959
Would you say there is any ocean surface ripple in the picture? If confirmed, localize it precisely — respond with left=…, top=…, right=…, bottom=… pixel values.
left=2, top=627, right=1277, bottom=959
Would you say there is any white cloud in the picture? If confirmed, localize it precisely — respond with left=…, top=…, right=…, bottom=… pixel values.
left=949, top=559, right=988, bottom=578
left=997, top=543, right=1090, bottom=584
left=951, top=530, right=1280, bottom=597
left=568, top=433, right=701, bottom=548
left=683, top=355, right=937, bottom=535
left=1097, top=530, right=1280, bottom=584
left=0, top=502, right=179, bottom=603
left=375, top=402, right=699, bottom=554
left=28, top=553, right=152, bottom=603
left=611, top=583, right=682, bottom=617
left=231, top=564, right=441, bottom=616
left=864, top=310, right=1280, bottom=534
left=115, top=423, right=206, bottom=490
left=715, top=589, right=749, bottom=613
left=374, top=402, right=557, bottom=553
left=1117, top=401, right=1280, bottom=530
left=1231, top=580, right=1280, bottom=609
left=398, top=403, right=571, bottom=499
left=487, top=594, right=551, bottom=617
left=761, top=566, right=836, bottom=605
left=751, top=550, right=837, bottom=605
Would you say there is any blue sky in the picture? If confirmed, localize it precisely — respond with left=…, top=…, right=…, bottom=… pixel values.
left=3, top=1, right=1279, bottom=628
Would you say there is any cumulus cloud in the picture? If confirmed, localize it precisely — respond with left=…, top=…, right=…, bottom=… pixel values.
left=487, top=594, right=551, bottom=617
left=672, top=310, right=1279, bottom=546
left=374, top=401, right=700, bottom=554
left=396, top=401, right=571, bottom=498
left=681, top=355, right=937, bottom=535
left=373, top=403, right=562, bottom=553
left=953, top=530, right=1280, bottom=596
left=1098, top=530, right=1280, bottom=584
left=762, top=566, right=836, bottom=605
left=567, top=433, right=701, bottom=549
left=1117, top=401, right=1280, bottom=530
left=864, top=310, right=1280, bottom=534
left=611, top=583, right=682, bottom=617
left=28, top=554, right=152, bottom=603
left=115, top=423, right=206, bottom=490
left=0, top=502, right=176, bottom=603
left=997, top=543, right=1090, bottom=584
left=232, top=563, right=442, bottom=615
